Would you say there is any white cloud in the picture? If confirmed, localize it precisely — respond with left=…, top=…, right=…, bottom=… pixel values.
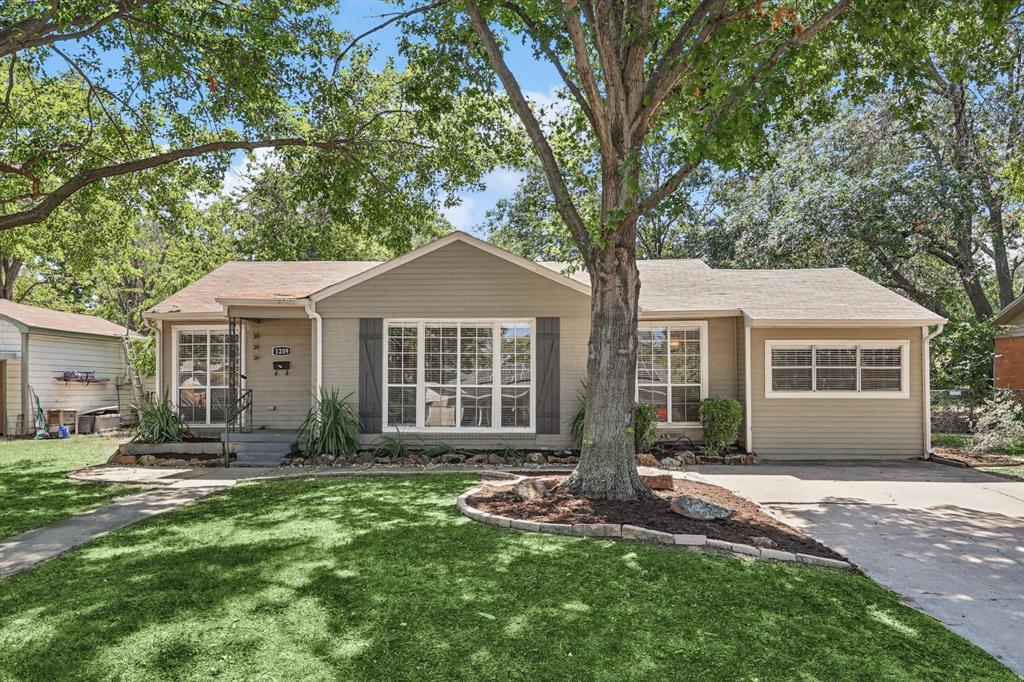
left=444, top=167, right=527, bottom=234
left=222, top=147, right=277, bottom=196
left=442, top=196, right=476, bottom=231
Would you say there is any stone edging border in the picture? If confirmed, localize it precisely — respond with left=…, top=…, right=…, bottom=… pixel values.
left=455, top=479, right=855, bottom=571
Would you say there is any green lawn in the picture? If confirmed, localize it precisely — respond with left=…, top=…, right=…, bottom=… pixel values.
left=0, top=476, right=1013, bottom=681
left=984, top=466, right=1024, bottom=480
left=0, top=436, right=145, bottom=539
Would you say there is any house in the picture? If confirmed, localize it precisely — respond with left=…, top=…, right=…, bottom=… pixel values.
left=0, top=300, right=135, bottom=435
left=143, top=231, right=946, bottom=460
left=994, top=294, right=1024, bottom=390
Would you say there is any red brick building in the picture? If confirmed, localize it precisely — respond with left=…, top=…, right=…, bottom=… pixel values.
left=995, top=295, right=1024, bottom=390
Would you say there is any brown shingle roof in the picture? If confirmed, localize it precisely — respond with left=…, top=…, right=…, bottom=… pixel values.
left=145, top=244, right=942, bottom=324
left=0, top=300, right=129, bottom=338
left=146, top=260, right=380, bottom=315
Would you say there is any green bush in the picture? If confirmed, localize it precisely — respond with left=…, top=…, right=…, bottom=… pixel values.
left=569, top=381, right=658, bottom=452
left=698, top=398, right=743, bottom=456
left=134, top=393, right=189, bottom=444
left=300, top=388, right=360, bottom=457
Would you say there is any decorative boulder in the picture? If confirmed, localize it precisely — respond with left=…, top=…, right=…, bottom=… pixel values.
left=137, top=455, right=158, bottom=466
left=440, top=453, right=465, bottom=464
left=109, top=454, right=137, bottom=466
left=669, top=495, right=733, bottom=521
left=466, top=454, right=487, bottom=465
left=514, top=477, right=556, bottom=501
left=486, top=453, right=506, bottom=466
left=635, top=453, right=660, bottom=467
left=750, top=536, right=777, bottom=548
left=660, top=457, right=681, bottom=469
left=640, top=473, right=674, bottom=490
left=525, top=452, right=545, bottom=464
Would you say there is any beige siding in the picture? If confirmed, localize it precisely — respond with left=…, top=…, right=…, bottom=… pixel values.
left=707, top=317, right=737, bottom=399
left=997, top=307, right=1024, bottom=337
left=736, top=318, right=748, bottom=448
left=316, top=240, right=591, bottom=318
left=0, top=319, right=21, bottom=433
left=750, top=326, right=925, bottom=459
left=244, top=318, right=312, bottom=429
left=28, top=333, right=127, bottom=416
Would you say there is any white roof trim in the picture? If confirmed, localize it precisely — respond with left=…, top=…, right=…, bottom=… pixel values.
left=142, top=310, right=226, bottom=321
left=308, top=231, right=592, bottom=302
left=746, top=317, right=946, bottom=328
left=215, top=297, right=311, bottom=306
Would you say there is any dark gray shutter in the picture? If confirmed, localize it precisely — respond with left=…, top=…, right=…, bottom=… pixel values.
left=535, top=317, right=560, bottom=434
left=358, top=318, right=383, bottom=433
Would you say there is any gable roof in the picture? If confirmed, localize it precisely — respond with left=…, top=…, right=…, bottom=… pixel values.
left=0, top=300, right=130, bottom=338
left=540, top=262, right=944, bottom=325
left=143, top=231, right=943, bottom=326
left=995, top=293, right=1024, bottom=326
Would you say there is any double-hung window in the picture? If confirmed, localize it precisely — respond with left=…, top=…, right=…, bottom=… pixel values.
left=636, top=322, right=708, bottom=425
left=175, top=327, right=240, bottom=424
left=766, top=341, right=908, bottom=398
left=384, top=321, right=533, bottom=431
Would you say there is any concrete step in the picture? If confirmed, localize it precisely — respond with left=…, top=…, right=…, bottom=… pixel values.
left=221, top=430, right=298, bottom=443
left=231, top=441, right=299, bottom=454
left=234, top=451, right=289, bottom=467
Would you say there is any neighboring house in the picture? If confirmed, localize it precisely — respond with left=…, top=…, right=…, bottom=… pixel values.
left=143, top=231, right=946, bottom=459
left=0, top=300, right=135, bottom=435
left=994, top=294, right=1024, bottom=390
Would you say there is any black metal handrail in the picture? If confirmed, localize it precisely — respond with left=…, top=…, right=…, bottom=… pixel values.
left=225, top=388, right=253, bottom=434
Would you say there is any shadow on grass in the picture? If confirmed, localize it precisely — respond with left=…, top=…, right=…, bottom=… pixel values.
left=0, top=476, right=1015, bottom=681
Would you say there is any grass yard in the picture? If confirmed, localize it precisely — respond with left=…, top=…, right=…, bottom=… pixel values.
left=0, top=476, right=1013, bottom=681
left=0, top=436, right=145, bottom=539
left=985, top=466, right=1024, bottom=480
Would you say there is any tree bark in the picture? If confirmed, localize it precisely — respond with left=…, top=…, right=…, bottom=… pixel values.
left=559, top=230, right=654, bottom=500
left=1, top=256, right=22, bottom=299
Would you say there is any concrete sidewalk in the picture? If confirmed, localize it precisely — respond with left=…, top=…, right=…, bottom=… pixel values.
left=697, top=461, right=1024, bottom=676
left=0, top=479, right=234, bottom=579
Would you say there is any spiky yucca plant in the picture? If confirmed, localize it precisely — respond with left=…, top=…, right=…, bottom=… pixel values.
left=300, top=388, right=360, bottom=457
left=133, top=394, right=189, bottom=444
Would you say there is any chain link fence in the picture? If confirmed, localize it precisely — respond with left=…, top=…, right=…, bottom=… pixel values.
left=931, top=388, right=1024, bottom=434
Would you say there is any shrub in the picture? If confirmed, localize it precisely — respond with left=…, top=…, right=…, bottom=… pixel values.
left=134, top=394, right=189, bottom=444
left=569, top=381, right=658, bottom=452
left=699, top=398, right=743, bottom=456
left=972, top=391, right=1024, bottom=454
left=373, top=430, right=410, bottom=459
left=300, top=388, right=360, bottom=457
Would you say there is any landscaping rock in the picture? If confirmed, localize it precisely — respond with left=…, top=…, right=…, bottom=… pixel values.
left=572, top=523, right=622, bottom=538
left=465, top=454, right=486, bottom=465
left=108, top=454, right=137, bottom=466
left=621, top=524, right=674, bottom=544
left=355, top=453, right=374, bottom=464
left=317, top=454, right=336, bottom=466
left=440, top=453, right=465, bottom=465
left=660, top=457, right=681, bottom=469
left=697, top=455, right=724, bottom=464
left=525, top=452, right=545, bottom=464
left=487, top=453, right=506, bottom=466
left=760, top=548, right=797, bottom=562
left=750, top=536, right=777, bottom=549
left=514, top=477, right=554, bottom=501
left=137, top=455, right=157, bottom=466
left=673, top=534, right=707, bottom=546
left=681, top=452, right=697, bottom=465
left=743, top=454, right=758, bottom=465
left=724, top=455, right=744, bottom=465
left=669, top=495, right=733, bottom=521
left=640, top=473, right=674, bottom=490
left=636, top=453, right=660, bottom=467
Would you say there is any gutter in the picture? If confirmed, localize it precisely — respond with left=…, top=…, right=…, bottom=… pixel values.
left=744, top=319, right=753, bottom=454
left=143, top=318, right=163, bottom=399
left=922, top=323, right=945, bottom=458
left=304, top=303, right=323, bottom=395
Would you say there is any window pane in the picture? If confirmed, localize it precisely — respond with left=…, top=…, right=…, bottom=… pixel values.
left=638, top=327, right=669, bottom=384
left=425, top=325, right=458, bottom=385
left=816, top=367, right=857, bottom=391
left=424, top=386, right=456, bottom=427
left=387, top=387, right=416, bottom=426
left=772, top=367, right=813, bottom=391
left=387, top=325, right=418, bottom=386
left=210, top=388, right=229, bottom=423
left=501, top=387, right=530, bottom=427
left=815, top=347, right=856, bottom=367
left=500, top=323, right=531, bottom=385
left=671, top=385, right=701, bottom=423
left=861, top=368, right=902, bottom=391
left=772, top=347, right=812, bottom=367
left=460, top=324, right=493, bottom=385
left=178, top=389, right=206, bottom=422
left=670, top=328, right=701, bottom=385
left=638, top=385, right=668, bottom=423
left=861, top=348, right=901, bottom=367
left=460, top=387, right=493, bottom=427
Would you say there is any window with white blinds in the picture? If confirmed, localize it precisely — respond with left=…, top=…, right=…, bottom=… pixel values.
left=636, top=322, right=708, bottom=424
left=766, top=341, right=908, bottom=398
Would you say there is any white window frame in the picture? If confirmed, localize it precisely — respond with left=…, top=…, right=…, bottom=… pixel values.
left=636, top=321, right=709, bottom=427
left=171, top=324, right=245, bottom=425
left=382, top=319, right=536, bottom=433
left=764, top=339, right=910, bottom=399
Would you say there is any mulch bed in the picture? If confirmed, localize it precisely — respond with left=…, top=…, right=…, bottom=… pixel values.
left=932, top=447, right=1023, bottom=468
left=468, top=476, right=843, bottom=560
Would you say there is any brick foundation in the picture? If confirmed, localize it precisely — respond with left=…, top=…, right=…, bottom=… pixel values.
left=994, top=336, right=1024, bottom=389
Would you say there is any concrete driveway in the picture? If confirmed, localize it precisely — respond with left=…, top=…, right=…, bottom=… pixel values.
left=698, top=461, right=1024, bottom=676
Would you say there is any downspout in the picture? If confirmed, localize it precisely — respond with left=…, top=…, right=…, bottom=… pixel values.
left=305, top=302, right=323, bottom=395
left=144, top=319, right=163, bottom=399
left=744, top=318, right=753, bottom=454
left=922, top=323, right=945, bottom=458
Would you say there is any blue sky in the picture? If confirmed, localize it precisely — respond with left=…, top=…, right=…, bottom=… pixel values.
left=223, top=1, right=563, bottom=236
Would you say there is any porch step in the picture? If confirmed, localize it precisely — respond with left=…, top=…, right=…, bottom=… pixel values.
left=234, top=451, right=290, bottom=467
left=224, top=430, right=299, bottom=467
left=221, top=430, right=298, bottom=443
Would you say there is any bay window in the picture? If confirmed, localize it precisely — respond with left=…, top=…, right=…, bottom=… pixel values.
left=384, top=320, right=533, bottom=431
left=636, top=322, right=708, bottom=425
left=766, top=341, right=908, bottom=398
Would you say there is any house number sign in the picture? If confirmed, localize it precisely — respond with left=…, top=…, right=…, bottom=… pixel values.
left=272, top=346, right=292, bottom=357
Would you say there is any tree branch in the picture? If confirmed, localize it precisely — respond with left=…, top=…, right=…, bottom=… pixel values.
left=0, top=1, right=151, bottom=58
left=331, top=0, right=451, bottom=77
left=0, top=138, right=352, bottom=232
left=562, top=0, right=614, bottom=159
left=464, top=0, right=593, bottom=253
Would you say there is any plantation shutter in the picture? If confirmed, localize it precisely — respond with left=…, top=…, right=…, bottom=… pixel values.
left=358, top=318, right=383, bottom=433
left=535, top=317, right=560, bottom=434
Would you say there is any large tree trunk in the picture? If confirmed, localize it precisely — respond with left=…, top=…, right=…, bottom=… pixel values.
left=1, top=256, right=22, bottom=300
